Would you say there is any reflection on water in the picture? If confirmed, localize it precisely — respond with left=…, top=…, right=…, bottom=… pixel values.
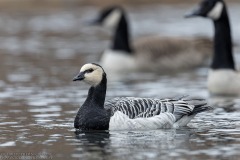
left=0, top=3, right=240, bottom=160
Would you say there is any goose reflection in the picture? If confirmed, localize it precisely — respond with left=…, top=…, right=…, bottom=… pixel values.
left=73, top=129, right=194, bottom=159
left=73, top=130, right=110, bottom=159
left=75, top=130, right=110, bottom=147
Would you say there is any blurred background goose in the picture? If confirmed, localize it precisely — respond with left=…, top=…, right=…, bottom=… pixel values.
left=89, top=6, right=212, bottom=74
left=186, top=0, right=240, bottom=96
left=73, top=63, right=211, bottom=130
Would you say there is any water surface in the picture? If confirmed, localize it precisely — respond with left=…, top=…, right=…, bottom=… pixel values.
left=0, top=3, right=240, bottom=160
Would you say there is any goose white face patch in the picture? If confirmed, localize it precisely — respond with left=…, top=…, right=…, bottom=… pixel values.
left=207, top=2, right=224, bottom=20
left=103, top=9, right=121, bottom=29
left=80, top=64, right=103, bottom=86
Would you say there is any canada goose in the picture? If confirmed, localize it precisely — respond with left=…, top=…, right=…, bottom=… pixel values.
left=89, top=6, right=212, bottom=74
left=73, top=63, right=211, bottom=130
left=186, top=0, right=240, bottom=96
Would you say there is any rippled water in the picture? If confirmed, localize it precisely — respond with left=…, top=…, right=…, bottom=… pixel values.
left=0, top=3, right=240, bottom=160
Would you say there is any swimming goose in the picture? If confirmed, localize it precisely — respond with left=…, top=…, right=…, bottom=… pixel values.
left=73, top=63, right=211, bottom=130
left=90, top=6, right=212, bottom=74
left=186, top=0, right=240, bottom=96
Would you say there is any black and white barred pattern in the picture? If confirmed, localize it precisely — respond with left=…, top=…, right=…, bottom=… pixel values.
left=105, top=96, right=209, bottom=121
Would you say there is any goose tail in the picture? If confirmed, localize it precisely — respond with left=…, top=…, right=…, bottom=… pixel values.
left=171, top=95, right=213, bottom=115
left=183, top=96, right=212, bottom=114
left=172, top=97, right=212, bottom=128
left=191, top=103, right=212, bottom=115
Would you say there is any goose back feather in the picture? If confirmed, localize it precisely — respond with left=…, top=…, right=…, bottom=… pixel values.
left=105, top=96, right=210, bottom=130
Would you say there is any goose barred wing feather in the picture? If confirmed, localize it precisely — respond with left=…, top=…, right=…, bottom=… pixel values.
left=105, top=97, right=166, bottom=118
left=105, top=96, right=210, bottom=120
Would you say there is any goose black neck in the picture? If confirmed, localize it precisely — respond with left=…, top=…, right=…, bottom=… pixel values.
left=84, top=74, right=107, bottom=108
left=211, top=6, right=235, bottom=70
left=111, top=14, right=133, bottom=54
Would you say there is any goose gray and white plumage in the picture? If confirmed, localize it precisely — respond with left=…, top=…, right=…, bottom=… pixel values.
left=89, top=6, right=212, bottom=74
left=73, top=63, right=211, bottom=130
left=186, top=0, right=240, bottom=96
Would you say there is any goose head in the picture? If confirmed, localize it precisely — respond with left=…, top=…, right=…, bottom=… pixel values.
left=73, top=63, right=106, bottom=86
left=185, top=0, right=225, bottom=20
left=89, top=6, right=124, bottom=30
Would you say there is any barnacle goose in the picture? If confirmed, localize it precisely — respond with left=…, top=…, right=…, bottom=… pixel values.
left=89, top=6, right=212, bottom=74
left=186, top=0, right=240, bottom=95
left=73, top=63, right=211, bottom=130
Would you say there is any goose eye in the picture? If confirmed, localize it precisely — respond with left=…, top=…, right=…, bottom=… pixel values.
left=86, top=68, right=94, bottom=73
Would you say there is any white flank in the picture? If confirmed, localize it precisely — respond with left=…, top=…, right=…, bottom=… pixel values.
left=103, top=9, right=122, bottom=29
left=100, top=50, right=138, bottom=74
left=173, top=115, right=195, bottom=128
left=109, top=111, right=176, bottom=131
left=207, top=2, right=224, bottom=20
left=208, top=69, right=240, bottom=95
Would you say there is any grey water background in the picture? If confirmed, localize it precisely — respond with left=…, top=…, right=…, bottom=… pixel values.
left=0, top=2, right=240, bottom=160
